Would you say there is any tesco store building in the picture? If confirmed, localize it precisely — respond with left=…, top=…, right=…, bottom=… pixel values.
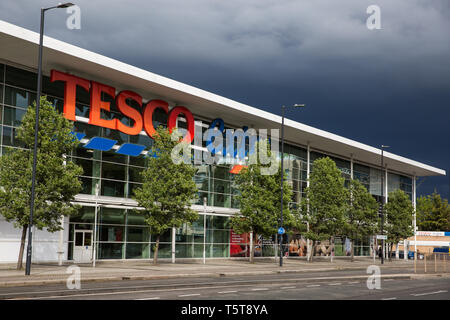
left=0, top=20, right=446, bottom=264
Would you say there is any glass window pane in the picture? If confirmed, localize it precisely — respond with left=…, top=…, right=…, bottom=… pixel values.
left=99, top=225, right=124, bottom=242
left=206, top=244, right=229, bottom=258
left=126, top=243, right=150, bottom=259
left=101, top=179, right=125, bottom=197
left=127, top=212, right=146, bottom=226
left=213, top=165, right=231, bottom=180
left=84, top=232, right=92, bottom=246
left=213, top=179, right=230, bottom=194
left=2, top=126, right=25, bottom=147
left=79, top=177, right=94, bottom=195
left=206, top=215, right=230, bottom=229
left=213, top=193, right=230, bottom=208
left=128, top=182, right=142, bottom=198
left=5, top=65, right=37, bottom=91
left=42, top=74, right=65, bottom=98
left=75, top=232, right=83, bottom=246
left=74, top=121, right=101, bottom=138
left=129, top=154, right=147, bottom=167
left=206, top=229, right=230, bottom=244
left=70, top=206, right=95, bottom=223
left=76, top=85, right=90, bottom=104
left=151, top=243, right=171, bottom=258
left=73, top=157, right=94, bottom=177
left=4, top=86, right=35, bottom=108
left=100, top=207, right=125, bottom=225
left=152, top=229, right=172, bottom=243
left=102, top=150, right=127, bottom=164
left=101, top=162, right=126, bottom=181
left=3, top=106, right=26, bottom=127
left=98, top=243, right=123, bottom=259
left=129, top=166, right=143, bottom=182
left=126, top=226, right=150, bottom=242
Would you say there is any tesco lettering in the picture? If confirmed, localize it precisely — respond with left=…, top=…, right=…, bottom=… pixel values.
left=50, top=70, right=195, bottom=142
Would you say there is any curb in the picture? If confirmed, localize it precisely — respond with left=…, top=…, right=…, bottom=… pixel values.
left=0, top=265, right=422, bottom=288
left=0, top=273, right=420, bottom=299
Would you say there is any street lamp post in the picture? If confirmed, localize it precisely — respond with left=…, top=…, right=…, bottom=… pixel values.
left=25, top=2, right=75, bottom=276
left=380, top=145, right=389, bottom=265
left=279, top=104, right=305, bottom=267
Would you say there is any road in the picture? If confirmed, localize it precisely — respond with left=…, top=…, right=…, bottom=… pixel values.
left=0, top=268, right=448, bottom=300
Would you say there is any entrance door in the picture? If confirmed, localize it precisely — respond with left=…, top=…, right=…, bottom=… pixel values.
left=73, top=230, right=93, bottom=263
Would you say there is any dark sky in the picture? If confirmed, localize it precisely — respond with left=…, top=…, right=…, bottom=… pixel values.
left=1, top=0, right=449, bottom=198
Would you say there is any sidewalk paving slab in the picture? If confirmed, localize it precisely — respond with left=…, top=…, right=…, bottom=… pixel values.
left=0, top=258, right=425, bottom=288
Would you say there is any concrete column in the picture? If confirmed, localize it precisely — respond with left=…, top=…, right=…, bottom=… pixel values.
left=57, top=215, right=64, bottom=266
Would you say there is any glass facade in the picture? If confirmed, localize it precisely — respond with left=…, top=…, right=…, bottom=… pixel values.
left=0, top=62, right=415, bottom=260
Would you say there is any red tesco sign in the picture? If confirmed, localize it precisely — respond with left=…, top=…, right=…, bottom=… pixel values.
left=50, top=70, right=195, bottom=142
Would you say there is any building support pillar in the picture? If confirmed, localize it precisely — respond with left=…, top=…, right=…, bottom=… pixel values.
left=57, top=215, right=64, bottom=266
left=384, top=166, right=389, bottom=260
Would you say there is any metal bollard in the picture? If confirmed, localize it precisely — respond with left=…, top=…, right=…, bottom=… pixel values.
left=435, top=254, right=437, bottom=273
left=414, top=255, right=416, bottom=274
left=424, top=254, right=427, bottom=273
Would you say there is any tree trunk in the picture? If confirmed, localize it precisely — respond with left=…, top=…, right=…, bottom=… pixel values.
left=17, top=225, right=28, bottom=270
left=250, top=233, right=255, bottom=264
left=153, top=235, right=160, bottom=265
left=330, top=237, right=334, bottom=263
left=309, top=240, right=315, bottom=262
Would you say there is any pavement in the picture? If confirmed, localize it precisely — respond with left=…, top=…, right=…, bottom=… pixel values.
left=0, top=257, right=445, bottom=288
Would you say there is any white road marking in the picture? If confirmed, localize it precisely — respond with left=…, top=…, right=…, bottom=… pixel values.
left=136, top=297, right=160, bottom=300
left=384, top=279, right=394, bottom=282
left=348, top=282, right=359, bottom=284
left=281, top=286, right=296, bottom=289
left=218, top=291, right=237, bottom=294
left=381, top=297, right=397, bottom=300
left=178, top=293, right=201, bottom=297
left=7, top=284, right=255, bottom=300
left=251, top=288, right=269, bottom=291
left=329, top=283, right=341, bottom=286
left=306, top=284, right=320, bottom=288
left=411, top=290, right=448, bottom=297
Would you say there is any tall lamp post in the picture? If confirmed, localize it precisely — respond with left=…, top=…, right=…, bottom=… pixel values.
left=279, top=104, right=305, bottom=267
left=25, top=2, right=75, bottom=276
left=380, top=145, right=389, bottom=265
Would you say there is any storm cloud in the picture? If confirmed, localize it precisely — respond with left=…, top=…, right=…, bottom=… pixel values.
left=1, top=0, right=449, bottom=197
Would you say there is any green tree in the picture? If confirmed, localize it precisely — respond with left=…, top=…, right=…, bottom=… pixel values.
left=417, top=191, right=450, bottom=231
left=301, top=157, right=348, bottom=262
left=344, top=179, right=379, bottom=262
left=133, top=126, right=198, bottom=265
left=0, top=96, right=83, bottom=270
left=230, top=140, right=294, bottom=263
left=384, top=189, right=415, bottom=261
